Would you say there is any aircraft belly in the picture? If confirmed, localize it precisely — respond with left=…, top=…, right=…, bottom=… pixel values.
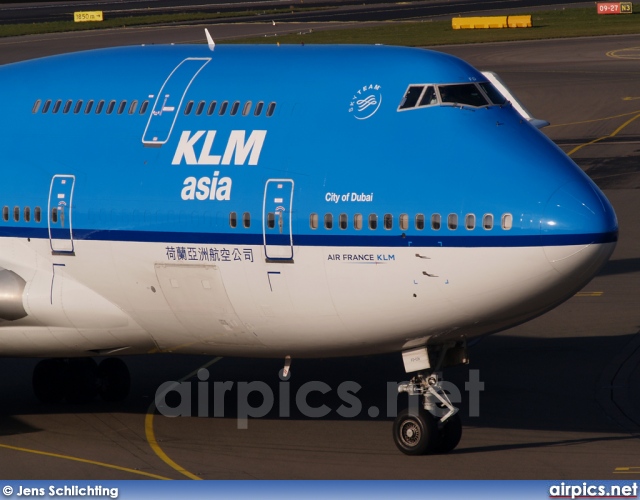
left=153, top=263, right=261, bottom=346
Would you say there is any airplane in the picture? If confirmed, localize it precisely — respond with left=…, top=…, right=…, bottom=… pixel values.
left=0, top=40, right=617, bottom=455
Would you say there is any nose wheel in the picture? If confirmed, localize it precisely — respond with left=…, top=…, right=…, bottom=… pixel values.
left=393, top=407, right=438, bottom=455
left=393, top=373, right=462, bottom=455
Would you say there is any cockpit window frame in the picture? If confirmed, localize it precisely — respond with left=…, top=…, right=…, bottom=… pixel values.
left=397, top=84, right=440, bottom=112
left=397, top=81, right=509, bottom=112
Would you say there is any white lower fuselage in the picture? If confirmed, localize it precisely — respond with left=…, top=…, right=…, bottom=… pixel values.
left=0, top=237, right=615, bottom=358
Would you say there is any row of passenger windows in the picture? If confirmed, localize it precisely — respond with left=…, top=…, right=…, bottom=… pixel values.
left=2, top=206, right=514, bottom=232
left=2, top=206, right=43, bottom=223
left=309, top=212, right=513, bottom=231
left=184, top=100, right=276, bottom=117
left=33, top=99, right=150, bottom=116
left=225, top=211, right=514, bottom=231
left=31, top=99, right=277, bottom=118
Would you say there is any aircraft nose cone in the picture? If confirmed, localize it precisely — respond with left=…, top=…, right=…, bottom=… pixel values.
left=541, top=179, right=618, bottom=276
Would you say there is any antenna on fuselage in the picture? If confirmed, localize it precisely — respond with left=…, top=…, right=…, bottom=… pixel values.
left=204, top=28, right=215, bottom=51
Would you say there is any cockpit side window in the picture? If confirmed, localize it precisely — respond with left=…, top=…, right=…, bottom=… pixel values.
left=479, top=82, right=508, bottom=105
left=399, top=85, right=424, bottom=110
left=438, top=84, right=488, bottom=107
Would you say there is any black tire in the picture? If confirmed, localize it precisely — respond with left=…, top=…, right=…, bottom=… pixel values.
left=65, top=358, right=98, bottom=403
left=98, top=358, right=130, bottom=402
left=393, top=407, right=438, bottom=455
left=33, top=359, right=67, bottom=404
left=435, top=412, right=462, bottom=454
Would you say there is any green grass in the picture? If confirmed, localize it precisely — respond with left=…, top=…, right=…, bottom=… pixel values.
left=0, top=7, right=323, bottom=38
left=1, top=5, right=639, bottom=46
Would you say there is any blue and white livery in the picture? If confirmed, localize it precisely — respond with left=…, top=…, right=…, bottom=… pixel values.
left=0, top=43, right=617, bottom=454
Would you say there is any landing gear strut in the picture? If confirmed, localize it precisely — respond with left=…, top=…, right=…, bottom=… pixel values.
left=32, top=357, right=130, bottom=404
left=393, top=373, right=462, bottom=455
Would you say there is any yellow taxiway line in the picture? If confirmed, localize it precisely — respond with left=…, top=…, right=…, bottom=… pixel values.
left=145, top=356, right=223, bottom=480
left=0, top=443, right=171, bottom=480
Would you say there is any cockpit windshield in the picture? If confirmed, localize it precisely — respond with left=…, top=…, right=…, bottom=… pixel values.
left=397, top=81, right=507, bottom=111
left=439, top=84, right=488, bottom=107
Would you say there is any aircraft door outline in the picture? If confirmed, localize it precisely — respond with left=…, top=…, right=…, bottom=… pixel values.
left=263, top=180, right=294, bottom=262
left=48, top=174, right=75, bottom=254
left=142, top=57, right=211, bottom=147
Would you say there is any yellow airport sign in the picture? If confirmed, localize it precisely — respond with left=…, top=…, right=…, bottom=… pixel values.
left=74, top=11, right=104, bottom=22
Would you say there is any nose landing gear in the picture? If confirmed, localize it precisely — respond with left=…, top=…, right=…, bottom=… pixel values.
left=394, top=373, right=462, bottom=455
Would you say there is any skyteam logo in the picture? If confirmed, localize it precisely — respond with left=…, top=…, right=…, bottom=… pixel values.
left=349, top=83, right=382, bottom=120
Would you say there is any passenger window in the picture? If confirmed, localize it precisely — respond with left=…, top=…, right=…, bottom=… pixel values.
left=106, top=100, right=116, bottom=114
left=339, top=213, right=347, bottom=230
left=399, top=85, right=424, bottom=110
left=74, top=100, right=83, bottom=114
left=117, top=100, right=127, bottom=114
left=243, top=212, right=251, bottom=228
left=51, top=208, right=58, bottom=223
left=439, top=84, right=488, bottom=107
left=229, top=212, right=237, bottom=228
left=483, top=214, right=493, bottom=230
left=219, top=101, right=228, bottom=115
left=13, top=206, right=19, bottom=222
left=129, top=100, right=138, bottom=114
left=267, top=212, right=275, bottom=229
left=310, top=213, right=318, bottom=229
left=230, top=101, right=240, bottom=116
left=465, top=213, right=475, bottom=230
left=85, top=100, right=94, bottom=114
left=63, top=100, right=72, bottom=114
left=2, top=206, right=7, bottom=222
left=196, top=101, right=205, bottom=115
left=24, top=207, right=30, bottom=223
left=400, top=213, right=408, bottom=230
left=96, top=100, right=105, bottom=114
left=448, top=213, right=458, bottom=230
left=242, top=101, right=252, bottom=116
left=369, top=214, right=378, bottom=230
left=415, top=214, right=425, bottom=230
left=184, top=101, right=194, bottom=115
left=52, top=100, right=62, bottom=113
left=266, top=102, right=276, bottom=117
left=254, top=101, right=264, bottom=116
left=324, top=213, right=333, bottom=230
left=502, top=213, right=513, bottom=230
left=35, top=207, right=41, bottom=223
left=354, top=213, right=363, bottom=230
left=140, top=101, right=149, bottom=115
left=208, top=101, right=217, bottom=115
left=431, top=214, right=441, bottom=230
left=384, top=213, right=393, bottom=230
left=32, top=100, right=42, bottom=113
left=42, top=100, right=51, bottom=113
